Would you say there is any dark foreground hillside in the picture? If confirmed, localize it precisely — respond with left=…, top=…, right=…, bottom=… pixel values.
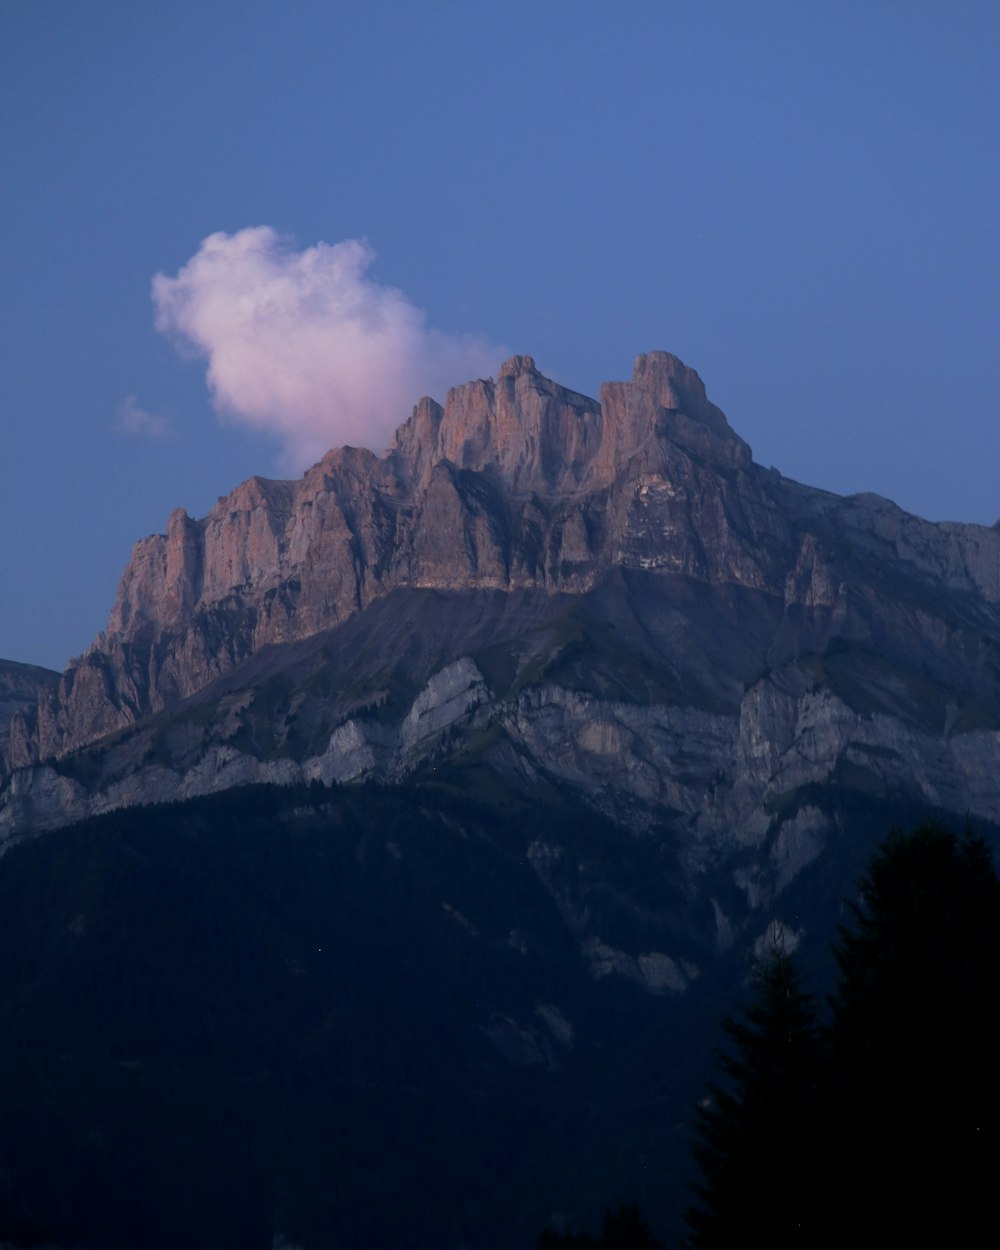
left=0, top=780, right=676, bottom=1250
left=0, top=779, right=992, bottom=1249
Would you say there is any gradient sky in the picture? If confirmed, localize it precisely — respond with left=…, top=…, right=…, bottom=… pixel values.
left=2, top=0, right=998, bottom=671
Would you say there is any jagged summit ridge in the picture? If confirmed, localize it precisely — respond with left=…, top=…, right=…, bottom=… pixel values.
left=5, top=351, right=764, bottom=767
left=390, top=350, right=745, bottom=494
left=6, top=346, right=1000, bottom=810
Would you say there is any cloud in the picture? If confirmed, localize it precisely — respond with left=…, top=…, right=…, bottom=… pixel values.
left=116, top=394, right=170, bottom=439
left=152, top=227, right=506, bottom=471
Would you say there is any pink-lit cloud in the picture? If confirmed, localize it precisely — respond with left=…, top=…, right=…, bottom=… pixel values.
left=152, top=227, right=505, bottom=471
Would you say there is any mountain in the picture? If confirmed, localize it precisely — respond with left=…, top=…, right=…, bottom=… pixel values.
left=4, top=352, right=749, bottom=764
left=3, top=351, right=1000, bottom=1248
left=5, top=351, right=1000, bottom=868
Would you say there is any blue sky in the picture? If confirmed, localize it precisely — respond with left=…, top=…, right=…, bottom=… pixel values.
left=2, top=0, right=998, bottom=670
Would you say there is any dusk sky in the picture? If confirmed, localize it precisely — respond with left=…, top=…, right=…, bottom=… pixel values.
left=2, top=1, right=998, bottom=671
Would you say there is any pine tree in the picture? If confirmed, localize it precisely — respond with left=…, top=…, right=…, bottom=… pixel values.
left=825, top=823, right=1000, bottom=1244
left=684, top=935, right=822, bottom=1248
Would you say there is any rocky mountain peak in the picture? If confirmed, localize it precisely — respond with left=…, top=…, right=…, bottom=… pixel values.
left=630, top=351, right=723, bottom=427
left=390, top=355, right=604, bottom=494
left=598, top=352, right=751, bottom=476
left=496, top=353, right=539, bottom=379
left=393, top=352, right=745, bottom=497
left=390, top=395, right=445, bottom=478
left=15, top=346, right=1000, bottom=796
left=7, top=349, right=769, bottom=771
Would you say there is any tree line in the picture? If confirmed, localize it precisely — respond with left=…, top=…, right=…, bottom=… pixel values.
left=537, top=821, right=1000, bottom=1248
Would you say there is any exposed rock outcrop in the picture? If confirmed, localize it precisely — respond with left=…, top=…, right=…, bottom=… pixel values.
left=5, top=349, right=1000, bottom=879
left=3, top=352, right=772, bottom=766
left=0, top=660, right=60, bottom=761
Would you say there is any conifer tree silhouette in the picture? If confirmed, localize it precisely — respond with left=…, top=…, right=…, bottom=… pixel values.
left=825, top=823, right=1000, bottom=1244
left=684, top=930, right=821, bottom=1248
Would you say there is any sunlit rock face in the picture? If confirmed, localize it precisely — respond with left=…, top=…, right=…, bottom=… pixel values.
left=6, top=349, right=1000, bottom=887
left=3, top=352, right=767, bottom=764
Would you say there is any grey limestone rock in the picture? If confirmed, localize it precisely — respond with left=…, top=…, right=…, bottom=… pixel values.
left=5, top=349, right=1000, bottom=952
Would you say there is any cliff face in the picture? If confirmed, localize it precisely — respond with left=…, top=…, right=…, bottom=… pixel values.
left=5, top=350, right=1000, bottom=872
left=5, top=352, right=770, bottom=766
left=0, top=661, right=59, bottom=761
